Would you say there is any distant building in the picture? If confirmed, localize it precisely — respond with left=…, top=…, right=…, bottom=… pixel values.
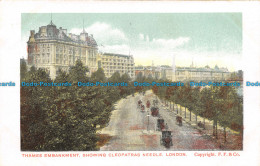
left=159, top=65, right=175, bottom=81
left=135, top=65, right=161, bottom=80
left=135, top=64, right=230, bottom=81
left=27, top=20, right=98, bottom=79
left=99, top=53, right=135, bottom=79
left=175, top=65, right=230, bottom=81
left=228, top=70, right=243, bottom=81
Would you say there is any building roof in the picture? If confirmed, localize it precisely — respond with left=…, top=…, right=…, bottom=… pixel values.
left=176, top=66, right=229, bottom=73
left=103, top=53, right=133, bottom=58
left=29, top=21, right=97, bottom=47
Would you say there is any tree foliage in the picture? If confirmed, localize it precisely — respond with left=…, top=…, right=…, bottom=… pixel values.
left=21, top=60, right=134, bottom=151
left=153, top=82, right=243, bottom=133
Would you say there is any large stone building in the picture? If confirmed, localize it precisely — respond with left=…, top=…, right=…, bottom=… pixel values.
left=27, top=20, right=98, bottom=79
left=99, top=53, right=135, bottom=79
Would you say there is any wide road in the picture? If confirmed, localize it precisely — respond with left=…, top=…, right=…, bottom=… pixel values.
left=99, top=90, right=219, bottom=151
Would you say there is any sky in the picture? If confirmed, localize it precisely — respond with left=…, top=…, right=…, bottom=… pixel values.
left=21, top=13, right=242, bottom=71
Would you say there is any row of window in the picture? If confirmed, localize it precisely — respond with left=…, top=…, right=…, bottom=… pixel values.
left=35, top=43, right=96, bottom=56
left=176, top=72, right=227, bottom=76
left=102, top=63, right=134, bottom=66
left=103, top=66, right=134, bottom=69
left=105, top=70, right=134, bottom=73
left=102, top=58, right=133, bottom=62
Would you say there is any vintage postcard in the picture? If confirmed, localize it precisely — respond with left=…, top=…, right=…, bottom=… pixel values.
left=21, top=13, right=243, bottom=151
left=1, top=1, right=260, bottom=166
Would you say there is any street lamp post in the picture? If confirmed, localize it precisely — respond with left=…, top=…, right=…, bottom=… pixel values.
left=147, top=113, right=150, bottom=131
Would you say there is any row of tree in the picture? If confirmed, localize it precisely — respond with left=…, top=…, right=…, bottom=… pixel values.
left=20, top=59, right=141, bottom=151
left=152, top=81, right=243, bottom=142
left=21, top=58, right=243, bottom=149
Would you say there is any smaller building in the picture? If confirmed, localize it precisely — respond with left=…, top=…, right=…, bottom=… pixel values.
left=99, top=53, right=135, bottom=79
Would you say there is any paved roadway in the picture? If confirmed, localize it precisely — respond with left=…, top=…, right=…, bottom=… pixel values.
left=99, top=90, right=219, bottom=151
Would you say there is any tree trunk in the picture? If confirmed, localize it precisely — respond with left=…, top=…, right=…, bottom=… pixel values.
left=195, top=114, right=197, bottom=123
left=189, top=110, right=191, bottom=121
left=180, top=105, right=182, bottom=115
left=203, top=118, right=206, bottom=130
left=224, top=126, right=226, bottom=143
left=216, top=121, right=218, bottom=139
left=213, top=120, right=216, bottom=136
left=185, top=107, right=186, bottom=118
left=170, top=102, right=171, bottom=109
left=176, top=104, right=178, bottom=114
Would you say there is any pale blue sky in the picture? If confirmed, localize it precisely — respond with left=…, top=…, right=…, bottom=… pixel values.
left=22, top=13, right=242, bottom=71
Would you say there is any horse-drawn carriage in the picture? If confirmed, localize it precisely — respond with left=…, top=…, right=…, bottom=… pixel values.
left=150, top=107, right=159, bottom=117
left=160, top=130, right=173, bottom=148
left=176, top=116, right=182, bottom=126
left=156, top=118, right=165, bottom=131
left=138, top=100, right=142, bottom=107
left=153, top=99, right=159, bottom=106
left=146, top=100, right=151, bottom=108
left=198, top=121, right=205, bottom=129
left=141, top=105, right=145, bottom=113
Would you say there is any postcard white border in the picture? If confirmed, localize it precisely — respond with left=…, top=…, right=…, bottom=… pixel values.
left=0, top=1, right=260, bottom=166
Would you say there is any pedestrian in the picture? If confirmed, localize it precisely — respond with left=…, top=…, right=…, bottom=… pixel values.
left=165, top=123, right=169, bottom=130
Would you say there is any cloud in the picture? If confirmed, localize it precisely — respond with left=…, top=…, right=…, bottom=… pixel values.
left=139, top=33, right=144, bottom=40
left=130, top=36, right=191, bottom=66
left=22, top=21, right=240, bottom=71
left=99, top=44, right=130, bottom=55
left=132, top=48, right=242, bottom=71
left=150, top=37, right=190, bottom=49
left=70, top=23, right=190, bottom=57
left=70, top=22, right=128, bottom=46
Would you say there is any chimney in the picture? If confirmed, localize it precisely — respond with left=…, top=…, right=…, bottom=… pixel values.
left=29, top=30, right=35, bottom=42
left=30, top=30, right=35, bottom=37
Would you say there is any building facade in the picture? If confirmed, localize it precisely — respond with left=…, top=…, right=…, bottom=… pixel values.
left=135, top=65, right=161, bottom=80
left=99, top=53, right=135, bottom=79
left=175, top=65, right=230, bottom=81
left=27, top=21, right=98, bottom=79
left=135, top=65, right=230, bottom=82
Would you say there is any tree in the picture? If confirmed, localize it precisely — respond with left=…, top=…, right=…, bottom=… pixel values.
left=108, top=71, right=121, bottom=82
left=217, top=86, right=243, bottom=143
left=121, top=73, right=131, bottom=83
left=191, top=87, right=202, bottom=123
left=20, top=59, right=28, bottom=81
left=21, top=67, right=52, bottom=150
left=42, top=85, right=98, bottom=150
left=136, top=72, right=146, bottom=83
left=55, top=69, right=69, bottom=83
left=91, top=68, right=106, bottom=82
left=182, top=86, right=192, bottom=119
left=200, top=87, right=213, bottom=129
left=68, top=59, right=89, bottom=83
